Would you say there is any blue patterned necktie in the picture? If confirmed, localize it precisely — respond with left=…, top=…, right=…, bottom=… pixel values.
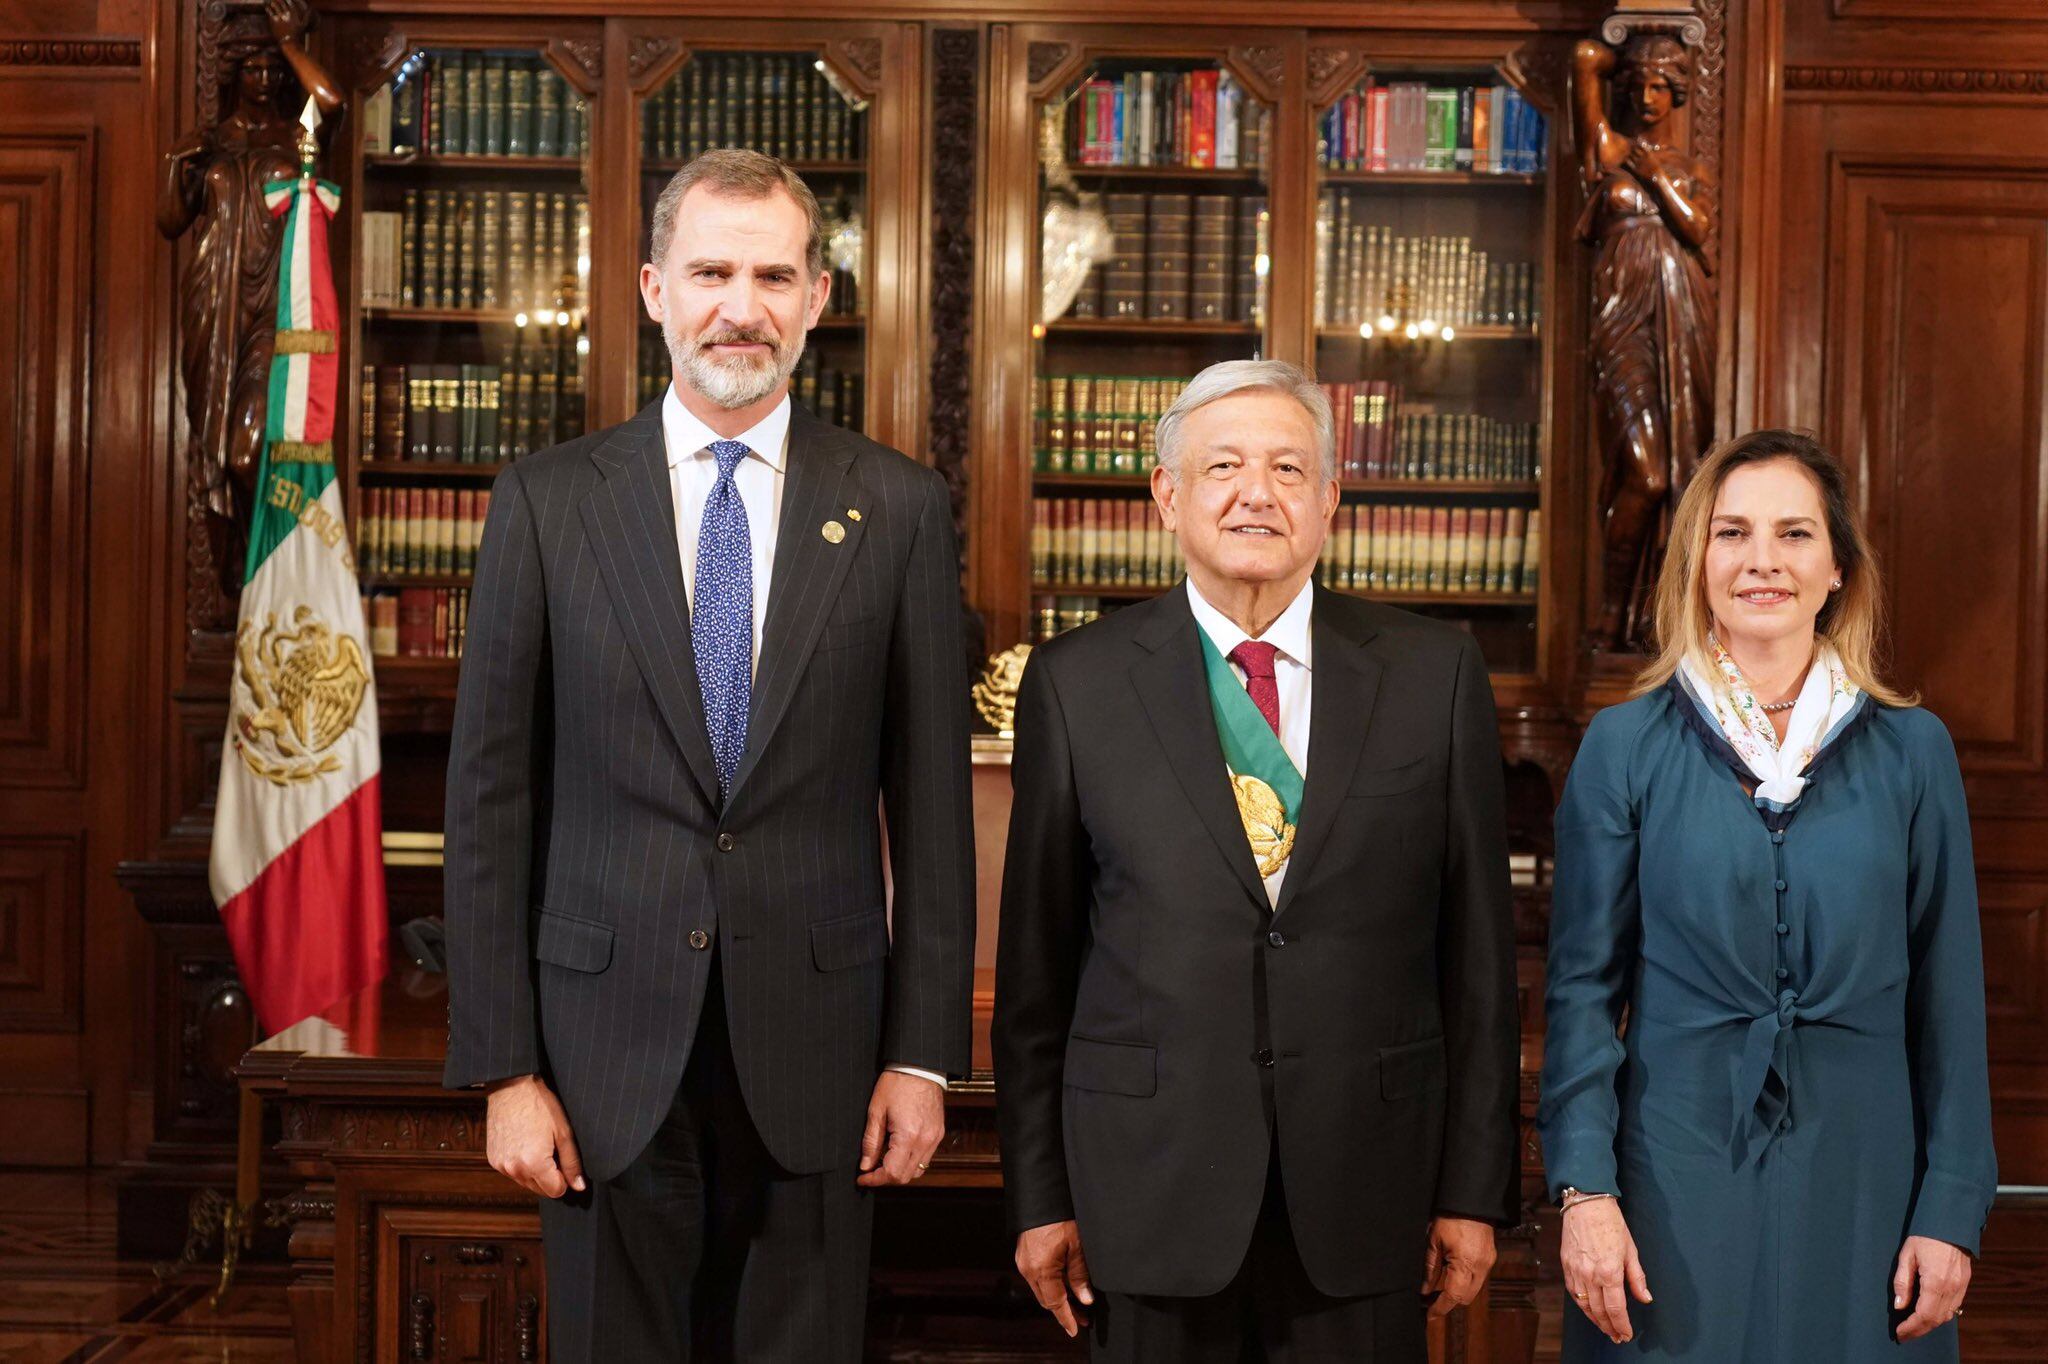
left=693, top=439, right=753, bottom=799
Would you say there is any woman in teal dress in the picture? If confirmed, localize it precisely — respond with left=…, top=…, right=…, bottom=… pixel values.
left=1538, top=430, right=1995, bottom=1361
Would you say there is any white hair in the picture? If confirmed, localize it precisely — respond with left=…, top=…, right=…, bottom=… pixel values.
left=1153, top=359, right=1336, bottom=483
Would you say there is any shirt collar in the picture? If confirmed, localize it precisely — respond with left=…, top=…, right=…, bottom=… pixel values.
left=1185, top=576, right=1315, bottom=671
left=661, top=383, right=791, bottom=473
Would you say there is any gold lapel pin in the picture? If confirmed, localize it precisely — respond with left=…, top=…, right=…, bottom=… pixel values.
left=822, top=520, right=846, bottom=544
left=847, top=508, right=862, bottom=521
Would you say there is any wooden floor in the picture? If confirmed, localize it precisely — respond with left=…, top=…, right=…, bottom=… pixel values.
left=0, top=1172, right=2039, bottom=1361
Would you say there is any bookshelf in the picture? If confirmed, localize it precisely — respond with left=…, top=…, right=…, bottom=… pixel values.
left=974, top=27, right=1585, bottom=696
left=632, top=49, right=872, bottom=425
left=346, top=41, right=597, bottom=670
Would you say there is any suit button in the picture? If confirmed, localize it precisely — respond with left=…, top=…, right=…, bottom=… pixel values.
left=1253, top=1048, right=1274, bottom=1066
left=1267, top=931, right=1286, bottom=948
left=689, top=930, right=710, bottom=951
left=716, top=833, right=737, bottom=853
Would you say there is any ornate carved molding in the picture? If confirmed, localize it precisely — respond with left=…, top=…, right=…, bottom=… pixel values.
left=627, top=34, right=677, bottom=86
left=929, top=28, right=982, bottom=665
left=1227, top=45, right=1287, bottom=102
left=832, top=37, right=883, bottom=95
left=1307, top=46, right=1368, bottom=107
left=330, top=1105, right=482, bottom=1154
left=1784, top=65, right=2048, bottom=95
left=1027, top=41, right=1072, bottom=88
left=0, top=39, right=141, bottom=66
left=1695, top=0, right=1727, bottom=224
left=548, top=36, right=602, bottom=89
left=1500, top=39, right=1572, bottom=118
left=341, top=29, right=408, bottom=94
left=1601, top=8, right=1706, bottom=48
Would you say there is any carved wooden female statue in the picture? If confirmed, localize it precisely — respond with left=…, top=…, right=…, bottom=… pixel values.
left=158, top=0, right=342, bottom=600
left=1573, top=33, right=1716, bottom=649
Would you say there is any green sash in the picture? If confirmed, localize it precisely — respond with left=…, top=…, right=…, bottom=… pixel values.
left=1197, top=629, right=1303, bottom=878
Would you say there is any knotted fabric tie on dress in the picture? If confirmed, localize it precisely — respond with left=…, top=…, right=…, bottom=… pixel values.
left=693, top=439, right=753, bottom=799
left=1724, top=984, right=1904, bottom=1167
left=1227, top=640, right=1281, bottom=738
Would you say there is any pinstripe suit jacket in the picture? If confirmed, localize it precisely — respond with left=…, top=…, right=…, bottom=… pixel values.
left=442, top=397, right=976, bottom=1182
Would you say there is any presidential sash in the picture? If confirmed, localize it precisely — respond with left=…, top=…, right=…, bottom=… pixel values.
left=1197, top=629, right=1303, bottom=878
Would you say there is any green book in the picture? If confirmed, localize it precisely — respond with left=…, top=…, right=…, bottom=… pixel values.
left=463, top=53, right=484, bottom=156
left=496, top=343, right=519, bottom=460
left=1424, top=87, right=1457, bottom=172
left=503, top=191, right=531, bottom=310
left=478, top=191, right=502, bottom=308
left=683, top=61, right=705, bottom=159
left=431, top=363, right=461, bottom=461
left=482, top=55, right=506, bottom=155
left=430, top=55, right=452, bottom=154
left=721, top=56, right=741, bottom=148
left=793, top=62, right=812, bottom=160
left=440, top=53, right=468, bottom=156
left=406, top=367, right=433, bottom=459
left=477, top=367, right=502, bottom=468
left=534, top=65, right=561, bottom=158
left=400, top=190, right=420, bottom=307
left=457, top=191, right=480, bottom=309
left=458, top=363, right=480, bottom=463
left=505, top=58, right=532, bottom=157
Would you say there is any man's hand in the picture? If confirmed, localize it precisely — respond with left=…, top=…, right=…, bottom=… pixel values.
left=856, top=1071, right=944, bottom=1188
left=1893, top=1234, right=1972, bottom=1342
left=1015, top=1220, right=1092, bottom=1338
left=1422, top=1216, right=1498, bottom=1320
left=1559, top=1198, right=1651, bottom=1344
left=485, top=1075, right=585, bottom=1199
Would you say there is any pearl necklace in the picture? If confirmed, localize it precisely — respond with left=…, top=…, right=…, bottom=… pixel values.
left=1759, top=699, right=1797, bottom=713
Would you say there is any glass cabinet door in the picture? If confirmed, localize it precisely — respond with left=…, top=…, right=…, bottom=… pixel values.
left=351, top=43, right=596, bottom=666
left=1027, top=52, right=1276, bottom=642
left=1309, top=66, right=1550, bottom=674
left=634, top=48, right=871, bottom=431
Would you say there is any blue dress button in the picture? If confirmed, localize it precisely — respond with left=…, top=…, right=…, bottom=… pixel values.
left=1776, top=968, right=1789, bottom=981
left=1771, top=831, right=1785, bottom=844
left=1774, top=879, right=1788, bottom=892
left=1776, top=923, right=1790, bottom=935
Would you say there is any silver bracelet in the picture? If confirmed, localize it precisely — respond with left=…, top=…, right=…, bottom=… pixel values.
left=1558, top=1187, right=1617, bottom=1213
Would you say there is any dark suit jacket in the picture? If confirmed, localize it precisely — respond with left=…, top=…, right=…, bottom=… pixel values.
left=993, top=584, right=1518, bottom=1299
left=443, top=398, right=976, bottom=1183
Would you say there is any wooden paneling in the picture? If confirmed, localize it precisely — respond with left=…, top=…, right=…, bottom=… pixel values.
left=0, top=129, right=91, bottom=788
left=0, top=836, right=84, bottom=1031
left=1829, top=170, right=2048, bottom=774
left=1757, top=4, right=2048, bottom=1191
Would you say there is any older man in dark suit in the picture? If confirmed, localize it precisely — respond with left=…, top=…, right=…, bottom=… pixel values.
left=995, top=359, right=1520, bottom=1361
left=443, top=149, right=975, bottom=1362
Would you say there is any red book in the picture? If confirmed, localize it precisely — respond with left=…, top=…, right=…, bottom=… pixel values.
left=397, top=586, right=435, bottom=656
left=1367, top=87, right=1391, bottom=172
left=1191, top=69, right=1218, bottom=168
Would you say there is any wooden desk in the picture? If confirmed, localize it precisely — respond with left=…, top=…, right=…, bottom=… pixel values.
left=237, top=967, right=1005, bottom=1363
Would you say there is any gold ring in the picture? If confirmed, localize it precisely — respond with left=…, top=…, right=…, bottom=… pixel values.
left=916, top=1162, right=928, bottom=1172
left=1575, top=1292, right=1588, bottom=1300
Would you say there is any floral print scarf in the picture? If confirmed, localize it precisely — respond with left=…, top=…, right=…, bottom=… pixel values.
left=1676, top=634, right=1866, bottom=820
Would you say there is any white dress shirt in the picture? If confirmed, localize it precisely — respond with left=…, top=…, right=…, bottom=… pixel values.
left=1186, top=576, right=1314, bottom=905
left=660, top=383, right=945, bottom=1091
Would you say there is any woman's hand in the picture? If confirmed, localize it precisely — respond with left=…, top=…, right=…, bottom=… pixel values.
left=1560, top=1197, right=1652, bottom=1345
left=1893, top=1235, right=1971, bottom=1341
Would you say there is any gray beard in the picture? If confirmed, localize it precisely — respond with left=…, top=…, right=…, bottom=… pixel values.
left=665, top=313, right=806, bottom=410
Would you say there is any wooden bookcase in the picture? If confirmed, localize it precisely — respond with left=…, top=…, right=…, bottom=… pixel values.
left=972, top=25, right=1588, bottom=706
left=322, top=14, right=927, bottom=733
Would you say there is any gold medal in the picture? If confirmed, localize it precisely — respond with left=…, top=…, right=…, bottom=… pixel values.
left=1231, top=773, right=1295, bottom=877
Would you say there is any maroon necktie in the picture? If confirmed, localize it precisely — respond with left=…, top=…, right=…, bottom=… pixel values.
left=1227, top=640, right=1282, bottom=738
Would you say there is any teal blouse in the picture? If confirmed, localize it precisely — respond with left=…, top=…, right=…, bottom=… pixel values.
left=1537, top=688, right=1996, bottom=1361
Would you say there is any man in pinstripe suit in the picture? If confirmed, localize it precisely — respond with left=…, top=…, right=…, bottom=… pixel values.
left=444, top=149, right=976, bottom=1362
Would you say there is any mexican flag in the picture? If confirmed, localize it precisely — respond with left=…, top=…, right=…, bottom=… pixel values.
left=209, top=111, right=388, bottom=1034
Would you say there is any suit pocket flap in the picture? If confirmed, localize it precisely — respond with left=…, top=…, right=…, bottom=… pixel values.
left=1379, top=1035, right=1448, bottom=1099
left=532, top=908, right=614, bottom=974
left=811, top=909, right=890, bottom=971
left=1348, top=756, right=1432, bottom=799
left=1064, top=1035, right=1158, bottom=1097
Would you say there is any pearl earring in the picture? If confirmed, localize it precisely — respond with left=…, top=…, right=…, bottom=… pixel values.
left=1830, top=579, right=1842, bottom=590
